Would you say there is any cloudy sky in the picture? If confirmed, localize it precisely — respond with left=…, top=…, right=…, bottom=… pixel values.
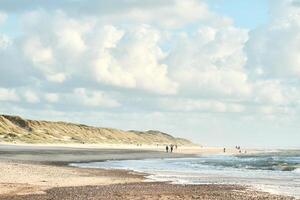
left=1, top=0, right=300, bottom=147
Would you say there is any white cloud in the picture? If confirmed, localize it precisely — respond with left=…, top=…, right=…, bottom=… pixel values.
left=113, top=0, right=212, bottom=28
left=46, top=73, right=67, bottom=83
left=0, top=12, right=7, bottom=24
left=23, top=90, right=40, bottom=103
left=0, top=88, right=19, bottom=102
left=0, top=13, right=11, bottom=50
left=13, top=3, right=244, bottom=97
left=92, top=25, right=178, bottom=94
left=23, top=37, right=53, bottom=65
left=45, top=93, right=59, bottom=103
left=20, top=10, right=93, bottom=83
left=0, top=34, right=11, bottom=49
left=159, top=98, right=245, bottom=113
left=258, top=105, right=294, bottom=116
left=53, top=12, right=93, bottom=54
left=91, top=25, right=136, bottom=88
left=246, top=0, right=300, bottom=78
left=0, top=0, right=210, bottom=28
left=18, top=11, right=178, bottom=94
left=167, top=25, right=250, bottom=98
left=254, top=81, right=286, bottom=105
left=73, top=88, right=120, bottom=108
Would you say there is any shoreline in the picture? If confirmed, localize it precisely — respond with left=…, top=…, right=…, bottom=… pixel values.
left=0, top=144, right=296, bottom=200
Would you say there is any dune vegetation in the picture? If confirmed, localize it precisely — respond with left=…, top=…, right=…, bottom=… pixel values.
left=0, top=114, right=193, bottom=145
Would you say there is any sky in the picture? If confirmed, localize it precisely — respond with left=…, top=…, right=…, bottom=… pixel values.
left=0, top=0, right=300, bottom=148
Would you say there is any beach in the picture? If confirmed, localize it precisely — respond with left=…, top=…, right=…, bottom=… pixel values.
left=0, top=144, right=296, bottom=200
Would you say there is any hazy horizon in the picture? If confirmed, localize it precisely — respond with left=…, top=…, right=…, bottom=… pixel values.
left=1, top=0, right=300, bottom=148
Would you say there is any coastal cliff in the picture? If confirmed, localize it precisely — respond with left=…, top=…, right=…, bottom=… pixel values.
left=0, top=114, right=193, bottom=145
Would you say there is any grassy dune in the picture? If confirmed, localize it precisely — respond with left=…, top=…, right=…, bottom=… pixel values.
left=0, top=114, right=193, bottom=145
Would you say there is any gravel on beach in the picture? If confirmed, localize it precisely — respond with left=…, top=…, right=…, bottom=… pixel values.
left=0, top=182, right=295, bottom=200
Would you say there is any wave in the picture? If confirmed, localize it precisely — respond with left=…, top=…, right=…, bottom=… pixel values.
left=192, top=152, right=300, bottom=172
left=70, top=150, right=300, bottom=198
left=294, top=168, right=300, bottom=173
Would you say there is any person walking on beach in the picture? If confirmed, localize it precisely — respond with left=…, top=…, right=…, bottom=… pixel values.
left=166, top=145, right=169, bottom=153
left=223, top=147, right=226, bottom=153
left=170, top=144, right=174, bottom=153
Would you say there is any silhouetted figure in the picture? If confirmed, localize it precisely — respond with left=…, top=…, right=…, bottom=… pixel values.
left=223, top=148, right=226, bottom=153
left=166, top=145, right=169, bottom=153
left=170, top=145, right=173, bottom=153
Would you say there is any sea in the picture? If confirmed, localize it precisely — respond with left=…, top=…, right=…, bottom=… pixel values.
left=70, top=150, right=300, bottom=198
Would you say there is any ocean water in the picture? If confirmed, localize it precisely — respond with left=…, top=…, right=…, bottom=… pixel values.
left=70, top=150, right=300, bottom=198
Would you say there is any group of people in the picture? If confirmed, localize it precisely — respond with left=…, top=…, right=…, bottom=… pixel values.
left=235, top=145, right=246, bottom=154
left=222, top=146, right=247, bottom=154
left=165, top=144, right=177, bottom=153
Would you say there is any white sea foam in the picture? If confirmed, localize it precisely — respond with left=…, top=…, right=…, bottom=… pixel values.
left=70, top=151, right=300, bottom=198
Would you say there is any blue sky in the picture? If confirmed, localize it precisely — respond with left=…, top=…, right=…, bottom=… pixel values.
left=0, top=0, right=300, bottom=148
left=0, top=0, right=270, bottom=36
left=206, top=0, right=269, bottom=29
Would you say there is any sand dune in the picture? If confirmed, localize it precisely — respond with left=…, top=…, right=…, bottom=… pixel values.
left=0, top=114, right=193, bottom=145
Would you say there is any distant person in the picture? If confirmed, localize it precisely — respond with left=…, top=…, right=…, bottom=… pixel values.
left=170, top=145, right=173, bottom=153
left=223, top=148, right=226, bottom=153
left=166, top=145, right=169, bottom=153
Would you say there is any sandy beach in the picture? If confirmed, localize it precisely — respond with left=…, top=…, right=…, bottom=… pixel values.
left=0, top=144, right=296, bottom=200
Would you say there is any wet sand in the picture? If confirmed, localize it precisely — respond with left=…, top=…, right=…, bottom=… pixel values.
left=0, top=144, right=296, bottom=200
left=0, top=143, right=193, bottom=163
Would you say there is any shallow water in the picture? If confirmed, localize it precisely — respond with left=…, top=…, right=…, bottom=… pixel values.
left=70, top=150, right=300, bottom=198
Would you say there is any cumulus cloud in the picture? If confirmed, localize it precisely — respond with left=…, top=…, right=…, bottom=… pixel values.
left=46, top=73, right=67, bottom=83
left=0, top=34, right=11, bottom=49
left=0, top=12, right=6, bottom=24
left=45, top=93, right=59, bottom=103
left=23, top=90, right=40, bottom=103
left=92, top=25, right=178, bottom=94
left=0, top=0, right=211, bottom=28
left=242, top=0, right=300, bottom=116
left=245, top=0, right=300, bottom=78
left=159, top=98, right=245, bottom=113
left=17, top=10, right=178, bottom=94
left=19, top=11, right=93, bottom=82
left=23, top=37, right=53, bottom=65
left=254, top=81, right=287, bottom=105
left=167, top=25, right=250, bottom=98
left=0, top=13, right=11, bottom=50
left=106, top=0, right=212, bottom=28
left=0, top=88, right=19, bottom=102
left=73, top=88, right=120, bottom=108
